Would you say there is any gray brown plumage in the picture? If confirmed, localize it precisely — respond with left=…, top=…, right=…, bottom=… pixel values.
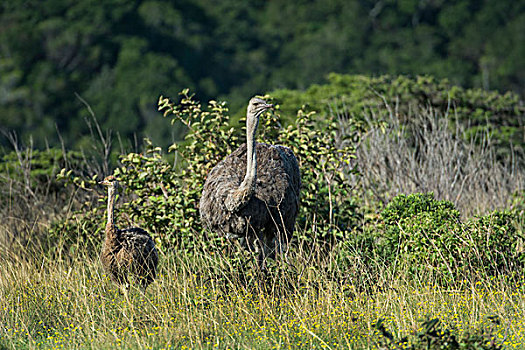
left=199, top=97, right=301, bottom=267
left=100, top=176, right=158, bottom=292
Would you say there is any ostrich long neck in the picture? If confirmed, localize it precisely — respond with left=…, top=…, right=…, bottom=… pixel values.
left=225, top=115, right=258, bottom=212
left=106, top=186, right=117, bottom=234
left=242, top=121, right=257, bottom=191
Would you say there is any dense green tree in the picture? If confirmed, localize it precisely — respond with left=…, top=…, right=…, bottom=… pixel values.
left=0, top=0, right=523, bottom=151
left=0, top=0, right=206, bottom=149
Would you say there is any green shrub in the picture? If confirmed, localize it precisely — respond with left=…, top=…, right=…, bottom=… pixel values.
left=376, top=193, right=524, bottom=281
left=468, top=211, right=525, bottom=274
left=381, top=193, right=460, bottom=225
left=56, top=90, right=362, bottom=253
left=378, top=193, right=464, bottom=279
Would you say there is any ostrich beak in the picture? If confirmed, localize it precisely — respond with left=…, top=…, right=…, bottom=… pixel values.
left=262, top=103, right=274, bottom=112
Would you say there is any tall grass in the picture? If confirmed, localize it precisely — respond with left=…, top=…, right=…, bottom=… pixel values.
left=1, top=230, right=524, bottom=349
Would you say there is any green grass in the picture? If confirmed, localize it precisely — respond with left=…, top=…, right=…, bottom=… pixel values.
left=1, top=239, right=525, bottom=350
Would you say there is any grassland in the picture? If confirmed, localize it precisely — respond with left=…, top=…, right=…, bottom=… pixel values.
left=1, top=236, right=525, bottom=350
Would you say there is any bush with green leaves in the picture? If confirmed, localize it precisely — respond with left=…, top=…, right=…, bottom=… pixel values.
left=376, top=193, right=524, bottom=281
left=56, top=90, right=361, bottom=253
left=467, top=210, right=525, bottom=275
left=378, top=193, right=464, bottom=278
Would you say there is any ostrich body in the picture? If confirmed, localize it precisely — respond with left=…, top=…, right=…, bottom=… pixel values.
left=100, top=176, right=158, bottom=292
left=199, top=97, right=301, bottom=266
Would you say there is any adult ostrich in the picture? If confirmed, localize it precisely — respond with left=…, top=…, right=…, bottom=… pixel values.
left=100, top=176, right=158, bottom=293
left=199, top=97, right=301, bottom=267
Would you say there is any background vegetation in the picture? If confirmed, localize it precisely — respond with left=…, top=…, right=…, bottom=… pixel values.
left=1, top=0, right=524, bottom=150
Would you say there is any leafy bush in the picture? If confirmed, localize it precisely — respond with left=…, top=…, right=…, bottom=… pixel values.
left=381, top=193, right=460, bottom=225
left=376, top=193, right=524, bottom=281
left=468, top=211, right=525, bottom=274
left=378, top=193, right=464, bottom=278
left=56, top=90, right=361, bottom=254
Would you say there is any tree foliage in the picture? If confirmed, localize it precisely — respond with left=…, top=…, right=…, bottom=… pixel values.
left=1, top=0, right=524, bottom=150
left=270, top=74, right=524, bottom=153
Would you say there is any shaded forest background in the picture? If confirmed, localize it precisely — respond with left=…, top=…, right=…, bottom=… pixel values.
left=1, top=0, right=524, bottom=151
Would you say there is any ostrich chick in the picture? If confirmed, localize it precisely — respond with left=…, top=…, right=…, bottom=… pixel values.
left=100, top=176, right=158, bottom=292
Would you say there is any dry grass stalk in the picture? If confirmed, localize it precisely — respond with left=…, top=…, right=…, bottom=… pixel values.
left=352, top=105, right=524, bottom=216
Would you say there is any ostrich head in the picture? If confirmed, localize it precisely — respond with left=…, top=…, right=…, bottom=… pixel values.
left=246, top=97, right=273, bottom=135
left=100, top=175, right=119, bottom=189
left=100, top=175, right=120, bottom=198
